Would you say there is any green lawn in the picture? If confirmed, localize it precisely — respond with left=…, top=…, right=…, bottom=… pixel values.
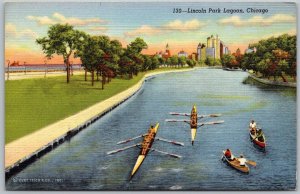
left=5, top=68, right=193, bottom=144
left=5, top=73, right=146, bottom=144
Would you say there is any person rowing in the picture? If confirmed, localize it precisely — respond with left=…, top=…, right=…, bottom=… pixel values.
left=237, top=155, right=247, bottom=167
left=249, top=120, right=257, bottom=135
left=255, top=128, right=264, bottom=141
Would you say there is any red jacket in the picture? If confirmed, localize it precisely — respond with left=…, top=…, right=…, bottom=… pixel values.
left=225, top=150, right=231, bottom=158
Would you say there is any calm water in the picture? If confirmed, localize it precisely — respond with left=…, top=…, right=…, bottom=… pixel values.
left=6, top=68, right=296, bottom=191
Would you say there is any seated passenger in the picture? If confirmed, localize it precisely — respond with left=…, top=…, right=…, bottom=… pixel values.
left=224, top=149, right=233, bottom=160
left=238, top=155, right=247, bottom=166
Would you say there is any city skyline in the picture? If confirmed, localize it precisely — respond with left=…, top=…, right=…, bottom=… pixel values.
left=5, top=2, right=296, bottom=64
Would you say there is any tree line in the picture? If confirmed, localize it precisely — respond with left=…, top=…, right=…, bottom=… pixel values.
left=221, top=34, right=296, bottom=82
left=36, top=24, right=196, bottom=88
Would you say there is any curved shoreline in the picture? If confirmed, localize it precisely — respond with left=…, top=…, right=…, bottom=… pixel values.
left=5, top=67, right=197, bottom=176
left=248, top=74, right=296, bottom=88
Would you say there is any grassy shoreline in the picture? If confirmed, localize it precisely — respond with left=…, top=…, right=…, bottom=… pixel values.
left=5, top=67, right=193, bottom=143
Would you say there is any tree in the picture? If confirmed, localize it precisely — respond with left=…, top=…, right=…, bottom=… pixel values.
left=272, top=49, right=290, bottom=82
left=76, top=35, right=103, bottom=86
left=150, top=56, right=160, bottom=70
left=232, top=48, right=243, bottom=68
left=142, top=55, right=152, bottom=71
left=221, top=54, right=235, bottom=68
left=158, top=57, right=166, bottom=66
left=205, top=56, right=214, bottom=66
left=36, top=24, right=86, bottom=83
left=125, top=38, right=148, bottom=78
left=242, top=34, right=296, bottom=81
left=178, top=56, right=186, bottom=67
left=186, top=59, right=196, bottom=67
left=170, top=56, right=179, bottom=67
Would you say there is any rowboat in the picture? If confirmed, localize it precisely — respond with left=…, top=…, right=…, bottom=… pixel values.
left=130, top=123, right=159, bottom=179
left=166, top=105, right=224, bottom=145
left=249, top=130, right=266, bottom=149
left=190, top=105, right=198, bottom=145
left=221, top=150, right=250, bottom=173
left=107, top=123, right=183, bottom=180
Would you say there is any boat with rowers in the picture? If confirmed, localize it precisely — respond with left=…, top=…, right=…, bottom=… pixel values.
left=221, top=150, right=250, bottom=173
left=166, top=105, right=224, bottom=145
left=249, top=128, right=266, bottom=149
left=107, top=123, right=184, bottom=179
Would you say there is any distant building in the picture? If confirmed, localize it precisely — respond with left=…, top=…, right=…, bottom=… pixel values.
left=197, top=43, right=206, bottom=61
left=206, top=47, right=215, bottom=59
left=206, top=35, right=220, bottom=59
left=197, top=35, right=230, bottom=60
left=245, top=47, right=256, bottom=54
left=178, top=50, right=188, bottom=58
left=156, top=43, right=171, bottom=59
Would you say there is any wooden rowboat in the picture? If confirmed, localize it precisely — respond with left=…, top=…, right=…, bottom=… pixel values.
left=249, top=130, right=266, bottom=149
left=222, top=151, right=250, bottom=174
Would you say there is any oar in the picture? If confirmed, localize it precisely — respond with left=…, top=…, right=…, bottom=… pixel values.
left=150, top=148, right=182, bottom=158
left=155, top=137, right=184, bottom=146
left=107, top=143, right=141, bottom=155
left=117, top=134, right=147, bottom=144
left=198, top=120, right=224, bottom=127
left=198, top=113, right=222, bottom=118
left=169, top=112, right=190, bottom=116
left=246, top=160, right=257, bottom=167
left=165, top=119, right=190, bottom=123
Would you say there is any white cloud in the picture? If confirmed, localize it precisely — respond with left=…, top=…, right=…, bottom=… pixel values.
left=27, top=12, right=106, bottom=26
left=88, top=26, right=108, bottom=32
left=218, top=14, right=296, bottom=27
left=124, top=19, right=206, bottom=37
left=27, top=15, right=56, bottom=25
left=124, top=25, right=161, bottom=37
left=163, top=19, right=205, bottom=31
left=5, top=23, right=38, bottom=39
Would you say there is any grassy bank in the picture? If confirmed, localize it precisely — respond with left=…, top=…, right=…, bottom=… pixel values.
left=5, top=67, right=193, bottom=143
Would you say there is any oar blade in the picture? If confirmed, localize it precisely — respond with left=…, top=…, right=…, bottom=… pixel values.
left=155, top=137, right=184, bottom=146
left=246, top=160, right=257, bottom=167
left=107, top=144, right=140, bottom=155
left=198, top=113, right=222, bottom=118
left=169, top=112, right=190, bottom=116
left=117, top=134, right=146, bottom=145
left=165, top=119, right=190, bottom=123
left=199, top=120, right=224, bottom=126
left=151, top=149, right=182, bottom=158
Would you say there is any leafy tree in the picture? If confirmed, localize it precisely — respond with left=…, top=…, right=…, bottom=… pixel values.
left=76, top=35, right=103, bottom=86
left=205, top=56, right=214, bottom=66
left=150, top=56, right=160, bottom=70
left=186, top=59, right=196, bottom=67
left=158, top=57, right=166, bottom=66
left=36, top=24, right=86, bottom=83
left=125, top=38, right=148, bottom=78
left=221, top=54, right=235, bottom=68
left=170, top=56, right=179, bottom=67
left=178, top=56, right=187, bottom=67
left=142, top=55, right=152, bottom=71
left=242, top=34, right=296, bottom=81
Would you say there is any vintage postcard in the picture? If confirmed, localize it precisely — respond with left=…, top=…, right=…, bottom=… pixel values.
left=4, top=1, right=297, bottom=191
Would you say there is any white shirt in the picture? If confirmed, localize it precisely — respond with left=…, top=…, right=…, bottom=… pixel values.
left=238, top=158, right=247, bottom=166
left=250, top=122, right=256, bottom=128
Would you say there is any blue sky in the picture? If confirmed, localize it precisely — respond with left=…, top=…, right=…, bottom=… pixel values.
left=5, top=2, right=297, bottom=64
